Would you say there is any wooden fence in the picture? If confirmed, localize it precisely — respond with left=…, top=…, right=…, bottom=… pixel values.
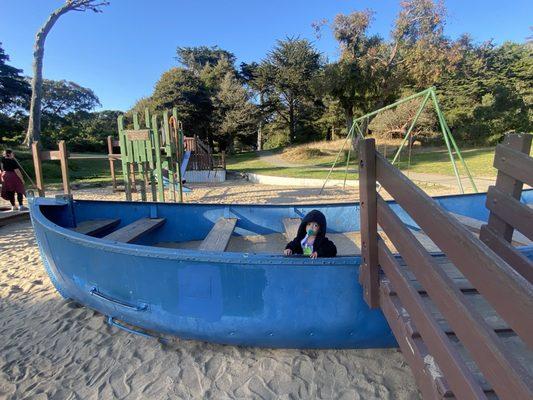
left=359, top=133, right=533, bottom=399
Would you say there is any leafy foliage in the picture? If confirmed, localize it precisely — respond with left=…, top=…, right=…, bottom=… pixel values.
left=0, top=43, right=30, bottom=111
left=2, top=0, right=531, bottom=152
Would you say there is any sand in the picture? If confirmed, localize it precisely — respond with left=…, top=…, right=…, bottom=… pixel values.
left=0, top=180, right=425, bottom=400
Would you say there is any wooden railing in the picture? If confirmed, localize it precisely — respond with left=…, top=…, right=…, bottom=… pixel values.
left=359, top=134, right=533, bottom=399
left=479, top=134, right=533, bottom=283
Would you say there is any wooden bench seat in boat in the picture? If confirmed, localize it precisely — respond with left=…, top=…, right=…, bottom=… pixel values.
left=72, top=219, right=120, bottom=236
left=102, top=218, right=165, bottom=243
left=198, top=218, right=237, bottom=251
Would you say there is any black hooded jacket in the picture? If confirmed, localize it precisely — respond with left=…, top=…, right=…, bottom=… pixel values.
left=285, top=210, right=337, bottom=257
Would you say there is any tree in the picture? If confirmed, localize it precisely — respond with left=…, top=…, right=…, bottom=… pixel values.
left=39, top=79, right=101, bottom=136
left=438, top=39, right=532, bottom=143
left=240, top=61, right=273, bottom=150
left=0, top=43, right=31, bottom=112
left=261, top=38, right=322, bottom=143
left=49, top=109, right=121, bottom=151
left=25, top=0, right=109, bottom=146
left=41, top=79, right=100, bottom=116
left=150, top=67, right=211, bottom=139
left=176, top=46, right=236, bottom=75
left=211, top=72, right=257, bottom=151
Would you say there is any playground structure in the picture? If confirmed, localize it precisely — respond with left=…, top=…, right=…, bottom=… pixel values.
left=20, top=109, right=225, bottom=204
left=322, top=87, right=478, bottom=194
left=108, top=107, right=226, bottom=201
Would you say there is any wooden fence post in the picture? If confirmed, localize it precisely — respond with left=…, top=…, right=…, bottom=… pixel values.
left=480, top=133, right=532, bottom=243
left=31, top=142, right=45, bottom=197
left=107, top=136, right=117, bottom=192
left=58, top=140, right=70, bottom=195
left=359, top=138, right=380, bottom=308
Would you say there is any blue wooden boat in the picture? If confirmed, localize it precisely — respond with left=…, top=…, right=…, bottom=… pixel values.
left=28, top=190, right=533, bottom=349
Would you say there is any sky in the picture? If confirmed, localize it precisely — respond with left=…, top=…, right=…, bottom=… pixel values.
left=1, top=0, right=532, bottom=111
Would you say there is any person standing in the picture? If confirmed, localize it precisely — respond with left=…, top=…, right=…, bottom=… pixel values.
left=1, top=149, right=27, bottom=211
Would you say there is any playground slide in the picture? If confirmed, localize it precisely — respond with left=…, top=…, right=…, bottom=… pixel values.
left=159, top=151, right=193, bottom=193
left=162, top=175, right=192, bottom=193
left=181, top=151, right=191, bottom=177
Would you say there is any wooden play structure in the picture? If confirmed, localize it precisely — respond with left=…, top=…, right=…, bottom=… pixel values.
left=108, top=107, right=226, bottom=200
left=358, top=133, right=532, bottom=399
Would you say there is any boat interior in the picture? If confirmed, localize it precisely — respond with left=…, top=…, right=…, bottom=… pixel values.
left=38, top=196, right=533, bottom=257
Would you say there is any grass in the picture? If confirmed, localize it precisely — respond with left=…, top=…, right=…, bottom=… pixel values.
left=226, top=151, right=359, bottom=180
left=228, top=141, right=533, bottom=180
left=12, top=150, right=113, bottom=189
left=8, top=138, right=532, bottom=187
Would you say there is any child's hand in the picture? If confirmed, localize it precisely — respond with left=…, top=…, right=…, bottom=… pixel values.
left=284, top=249, right=293, bottom=256
left=310, top=252, right=318, bottom=259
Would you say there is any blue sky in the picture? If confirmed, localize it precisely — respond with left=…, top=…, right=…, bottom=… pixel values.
left=1, top=0, right=532, bottom=111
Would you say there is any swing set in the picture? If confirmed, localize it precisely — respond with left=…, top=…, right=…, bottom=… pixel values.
left=321, top=87, right=478, bottom=194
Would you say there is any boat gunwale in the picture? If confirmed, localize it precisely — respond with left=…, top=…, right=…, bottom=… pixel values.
left=29, top=190, right=533, bottom=265
left=29, top=197, right=362, bottom=266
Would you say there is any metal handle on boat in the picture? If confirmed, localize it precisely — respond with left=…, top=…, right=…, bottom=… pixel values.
left=107, top=316, right=156, bottom=339
left=90, top=287, right=148, bottom=311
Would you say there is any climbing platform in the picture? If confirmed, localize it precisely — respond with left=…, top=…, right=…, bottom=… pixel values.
left=358, top=133, right=533, bottom=399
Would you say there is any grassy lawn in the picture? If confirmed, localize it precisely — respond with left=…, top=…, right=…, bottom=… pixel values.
left=12, top=150, right=113, bottom=188
left=228, top=144, right=533, bottom=180
left=7, top=141, right=531, bottom=187
left=226, top=151, right=359, bottom=180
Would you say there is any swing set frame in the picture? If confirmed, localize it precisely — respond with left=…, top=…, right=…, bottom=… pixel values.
left=321, top=87, right=478, bottom=194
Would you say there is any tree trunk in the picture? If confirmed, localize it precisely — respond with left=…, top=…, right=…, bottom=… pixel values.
left=25, top=4, right=71, bottom=146
left=288, top=99, right=295, bottom=144
left=257, top=92, right=263, bottom=150
left=345, top=107, right=354, bottom=136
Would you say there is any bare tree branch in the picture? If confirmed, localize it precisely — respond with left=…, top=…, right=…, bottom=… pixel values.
left=25, top=0, right=110, bottom=145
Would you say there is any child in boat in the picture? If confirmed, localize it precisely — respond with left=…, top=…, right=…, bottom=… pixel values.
left=284, top=210, right=337, bottom=258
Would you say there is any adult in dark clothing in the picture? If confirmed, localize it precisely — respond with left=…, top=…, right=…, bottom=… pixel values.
left=1, top=149, right=27, bottom=211
left=284, top=210, right=337, bottom=258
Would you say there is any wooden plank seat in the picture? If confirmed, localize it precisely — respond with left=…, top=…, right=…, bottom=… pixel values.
left=198, top=218, right=237, bottom=252
left=282, top=217, right=301, bottom=240
left=102, top=218, right=165, bottom=243
left=449, top=211, right=532, bottom=246
left=72, top=219, right=120, bottom=236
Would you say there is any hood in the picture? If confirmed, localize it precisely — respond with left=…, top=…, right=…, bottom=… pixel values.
left=296, top=209, right=327, bottom=240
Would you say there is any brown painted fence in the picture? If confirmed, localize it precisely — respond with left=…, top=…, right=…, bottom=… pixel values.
left=359, top=134, right=533, bottom=399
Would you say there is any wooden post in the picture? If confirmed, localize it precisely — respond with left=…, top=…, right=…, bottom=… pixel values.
left=107, top=136, right=117, bottom=192
left=31, top=142, right=45, bottom=197
left=221, top=151, right=226, bottom=169
left=117, top=115, right=132, bottom=201
left=480, top=133, right=532, bottom=243
left=57, top=140, right=70, bottom=195
left=152, top=115, right=164, bottom=202
left=132, top=113, right=147, bottom=201
left=359, top=138, right=379, bottom=308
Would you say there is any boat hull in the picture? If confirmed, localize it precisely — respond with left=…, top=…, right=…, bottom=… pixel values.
left=28, top=191, right=533, bottom=349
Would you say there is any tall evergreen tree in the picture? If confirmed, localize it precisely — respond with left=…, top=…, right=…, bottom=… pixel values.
left=261, top=38, right=322, bottom=143
left=0, top=43, right=30, bottom=111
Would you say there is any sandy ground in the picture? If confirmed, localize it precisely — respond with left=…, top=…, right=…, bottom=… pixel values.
left=0, top=180, right=429, bottom=400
